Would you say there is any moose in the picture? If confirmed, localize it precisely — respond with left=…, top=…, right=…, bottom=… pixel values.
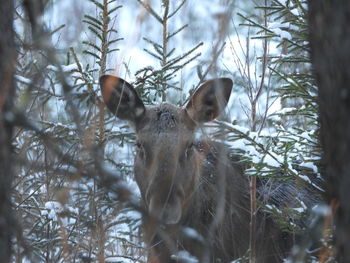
left=100, top=75, right=306, bottom=263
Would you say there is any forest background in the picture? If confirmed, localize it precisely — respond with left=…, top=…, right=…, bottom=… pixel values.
left=1, top=0, right=348, bottom=262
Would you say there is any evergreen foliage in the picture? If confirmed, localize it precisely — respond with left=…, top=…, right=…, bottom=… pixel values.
left=212, top=0, right=331, bottom=261
left=134, top=0, right=202, bottom=104
left=231, top=0, right=322, bottom=196
left=12, top=0, right=206, bottom=262
left=13, top=1, right=143, bottom=262
left=10, top=0, right=332, bottom=262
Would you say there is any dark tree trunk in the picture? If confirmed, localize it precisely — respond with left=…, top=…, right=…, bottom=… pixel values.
left=308, top=1, right=350, bottom=262
left=0, top=0, right=16, bottom=262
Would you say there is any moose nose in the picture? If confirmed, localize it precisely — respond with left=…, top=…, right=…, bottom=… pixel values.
left=149, top=193, right=182, bottom=225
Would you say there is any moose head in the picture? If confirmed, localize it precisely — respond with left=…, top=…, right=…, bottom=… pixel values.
left=100, top=75, right=232, bottom=225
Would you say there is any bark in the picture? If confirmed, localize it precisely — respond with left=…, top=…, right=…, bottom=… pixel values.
left=308, top=1, right=350, bottom=262
left=0, top=0, right=16, bottom=262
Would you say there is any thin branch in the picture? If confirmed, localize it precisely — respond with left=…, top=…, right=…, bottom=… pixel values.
left=136, top=0, right=162, bottom=23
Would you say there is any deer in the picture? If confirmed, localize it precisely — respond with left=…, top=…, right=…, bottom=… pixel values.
left=99, top=75, right=300, bottom=263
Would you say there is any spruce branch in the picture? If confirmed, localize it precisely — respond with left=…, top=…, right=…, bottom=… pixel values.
left=136, top=0, right=162, bottom=23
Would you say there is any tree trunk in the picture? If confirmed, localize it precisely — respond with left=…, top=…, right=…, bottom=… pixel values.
left=0, top=0, right=16, bottom=262
left=308, top=1, right=350, bottom=262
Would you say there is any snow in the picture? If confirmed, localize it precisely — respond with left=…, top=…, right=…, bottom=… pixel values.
left=45, top=201, right=63, bottom=211
left=298, top=174, right=312, bottom=184
left=21, top=257, right=32, bottom=263
left=62, top=63, right=81, bottom=72
left=47, top=63, right=82, bottom=72
left=105, top=256, right=134, bottom=263
left=15, top=75, right=32, bottom=84
left=300, top=131, right=313, bottom=142
left=121, top=208, right=142, bottom=221
left=182, top=227, right=205, bottom=243
left=270, top=27, right=292, bottom=40
left=300, top=161, right=318, bottom=174
left=290, top=7, right=300, bottom=17
left=230, top=124, right=250, bottom=134
left=225, top=138, right=260, bottom=160
left=268, top=22, right=293, bottom=40
left=111, top=125, right=121, bottom=133
left=263, top=153, right=283, bottom=168
left=42, top=201, right=79, bottom=226
left=280, top=30, right=292, bottom=40
left=267, top=97, right=282, bottom=116
left=44, top=201, right=63, bottom=220
left=171, top=251, right=199, bottom=263
left=293, top=207, right=306, bottom=213
left=312, top=204, right=331, bottom=217
left=275, top=107, right=296, bottom=115
left=269, top=22, right=285, bottom=30
left=265, top=204, right=282, bottom=214
left=278, top=0, right=289, bottom=6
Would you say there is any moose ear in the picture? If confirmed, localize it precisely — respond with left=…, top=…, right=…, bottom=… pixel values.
left=99, top=75, right=145, bottom=122
left=185, top=78, right=232, bottom=123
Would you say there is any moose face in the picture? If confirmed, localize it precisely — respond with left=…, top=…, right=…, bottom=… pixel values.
left=100, top=75, right=232, bottom=225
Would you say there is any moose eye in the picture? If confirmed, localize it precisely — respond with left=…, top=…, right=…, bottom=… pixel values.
left=135, top=141, right=146, bottom=159
left=185, top=143, right=195, bottom=158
